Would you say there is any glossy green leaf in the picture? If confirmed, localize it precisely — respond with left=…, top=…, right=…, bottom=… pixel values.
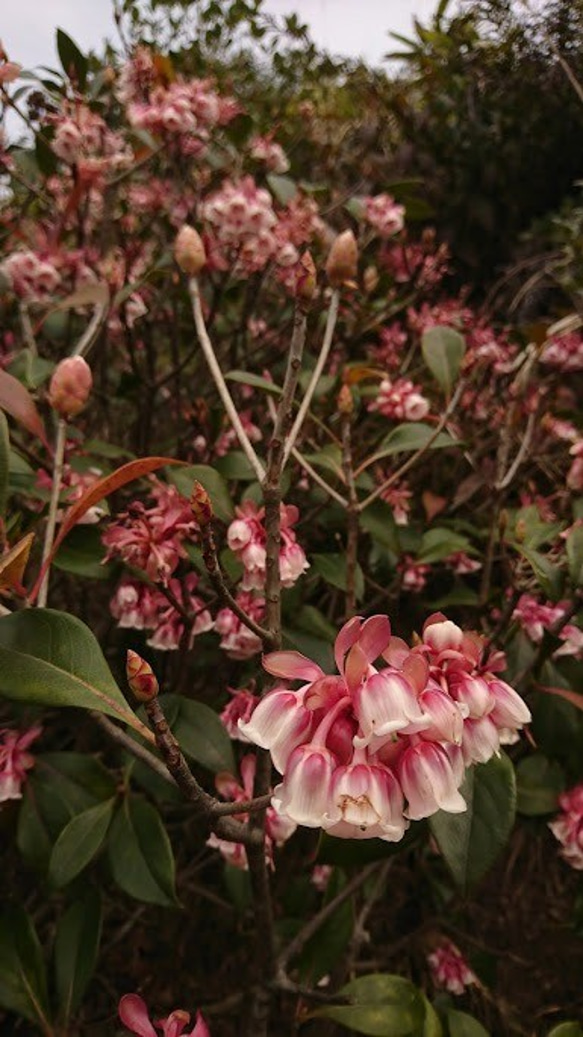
left=108, top=796, right=177, bottom=907
left=429, top=754, right=516, bottom=893
left=515, top=545, right=562, bottom=599
left=377, top=422, right=458, bottom=459
left=547, top=1024, right=583, bottom=1037
left=49, top=798, right=115, bottom=887
left=516, top=754, right=565, bottom=816
left=422, top=998, right=444, bottom=1036
left=56, top=28, right=87, bottom=88
left=168, top=464, right=234, bottom=522
left=447, top=1010, right=490, bottom=1037
left=566, top=525, right=583, bottom=587
left=312, top=552, right=364, bottom=601
left=418, top=527, right=473, bottom=563
left=53, top=525, right=111, bottom=580
left=0, top=410, right=8, bottom=518
left=164, top=694, right=235, bottom=773
left=0, top=906, right=51, bottom=1028
left=313, top=973, right=426, bottom=1036
left=54, top=890, right=102, bottom=1023
left=421, top=325, right=466, bottom=395
left=0, top=609, right=150, bottom=739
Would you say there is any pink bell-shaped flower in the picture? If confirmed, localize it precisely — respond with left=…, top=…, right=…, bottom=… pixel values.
left=238, top=687, right=313, bottom=773
left=461, top=715, right=500, bottom=765
left=353, top=669, right=431, bottom=750
left=448, top=672, right=494, bottom=719
left=487, top=677, right=531, bottom=729
left=398, top=741, right=466, bottom=820
left=272, top=743, right=336, bottom=827
left=323, top=759, right=408, bottom=841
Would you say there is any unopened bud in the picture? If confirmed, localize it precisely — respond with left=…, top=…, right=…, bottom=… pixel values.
left=325, top=230, right=358, bottom=288
left=295, top=250, right=317, bottom=306
left=363, top=264, right=379, bottom=294
left=48, top=356, right=92, bottom=419
left=337, top=384, right=354, bottom=415
left=190, top=480, right=213, bottom=527
left=126, top=650, right=159, bottom=701
left=174, top=225, right=206, bottom=276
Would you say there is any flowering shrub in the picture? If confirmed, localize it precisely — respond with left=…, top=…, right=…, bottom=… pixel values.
left=0, top=6, right=582, bottom=1036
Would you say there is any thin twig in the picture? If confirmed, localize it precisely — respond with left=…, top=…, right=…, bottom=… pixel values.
left=199, top=520, right=273, bottom=645
left=341, top=410, right=359, bottom=619
left=496, top=410, right=536, bottom=490
left=267, top=396, right=348, bottom=507
left=91, top=711, right=175, bottom=784
left=283, top=289, right=340, bottom=466
left=71, top=299, right=108, bottom=358
left=189, top=277, right=265, bottom=482
left=37, top=418, right=67, bottom=608
left=358, top=380, right=464, bottom=512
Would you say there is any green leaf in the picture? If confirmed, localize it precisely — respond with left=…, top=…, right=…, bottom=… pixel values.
left=49, top=798, right=115, bottom=887
left=0, top=906, right=51, bottom=1028
left=423, top=998, right=443, bottom=1037
left=168, top=464, right=234, bottom=522
left=312, top=552, right=364, bottom=600
left=303, top=445, right=345, bottom=480
left=421, top=326, right=466, bottom=395
left=313, top=973, right=426, bottom=1036
left=516, top=754, right=565, bottom=816
left=107, top=796, right=177, bottom=907
left=0, top=410, right=8, bottom=518
left=0, top=609, right=149, bottom=738
left=418, top=528, right=472, bottom=563
left=515, top=545, right=562, bottom=599
left=214, top=451, right=256, bottom=481
left=429, top=754, right=516, bottom=894
left=359, top=499, right=399, bottom=551
left=266, top=172, right=298, bottom=205
left=376, top=423, right=458, bottom=459
left=318, top=824, right=424, bottom=866
left=447, top=1010, right=490, bottom=1037
left=225, top=369, right=282, bottom=395
left=53, top=525, right=111, bottom=580
left=298, top=870, right=353, bottom=983
left=7, top=348, right=54, bottom=390
left=566, top=525, right=583, bottom=587
left=547, top=1024, right=583, bottom=1037
left=164, top=694, right=235, bottom=773
left=56, top=28, right=87, bottom=88
left=54, top=890, right=102, bottom=1024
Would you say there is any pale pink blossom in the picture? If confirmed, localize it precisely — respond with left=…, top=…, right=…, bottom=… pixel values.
left=549, top=784, right=583, bottom=870
left=220, top=687, right=260, bottom=741
left=369, top=377, right=430, bottom=422
left=215, top=592, right=265, bottom=659
left=310, top=864, right=332, bottom=891
left=364, top=193, right=405, bottom=238
left=118, top=993, right=209, bottom=1037
left=215, top=411, right=262, bottom=457
left=226, top=501, right=308, bottom=591
left=428, top=940, right=477, bottom=995
left=0, top=726, right=42, bottom=802
left=249, top=135, right=290, bottom=173
left=399, top=556, right=431, bottom=593
left=1, top=250, right=61, bottom=301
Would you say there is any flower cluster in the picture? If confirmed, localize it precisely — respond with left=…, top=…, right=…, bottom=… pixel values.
left=103, top=482, right=196, bottom=584
left=215, top=592, right=265, bottom=659
left=541, top=331, right=583, bottom=372
left=249, top=134, right=290, bottom=173
left=0, top=726, right=42, bottom=802
left=240, top=614, right=531, bottom=839
left=368, top=377, right=430, bottom=422
left=549, top=785, right=583, bottom=870
left=110, top=574, right=213, bottom=651
left=1, top=250, right=61, bottom=301
left=119, top=993, right=209, bottom=1037
left=512, top=594, right=583, bottom=659
left=126, top=77, right=237, bottom=155
left=427, top=940, right=477, bottom=995
left=200, top=176, right=312, bottom=276
left=364, top=193, right=405, bottom=238
left=207, top=755, right=296, bottom=869
left=226, top=500, right=309, bottom=591
left=52, top=104, right=131, bottom=181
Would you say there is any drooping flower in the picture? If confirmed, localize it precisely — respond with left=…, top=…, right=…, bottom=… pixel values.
left=118, top=993, right=210, bottom=1036
left=226, top=501, right=308, bottom=591
left=549, top=784, right=583, bottom=870
left=427, top=940, right=477, bottom=995
left=0, top=726, right=42, bottom=802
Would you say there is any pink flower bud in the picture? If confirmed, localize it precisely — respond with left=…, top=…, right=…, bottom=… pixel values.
left=325, top=230, right=358, bottom=287
left=174, top=225, right=206, bottom=276
left=48, top=356, right=92, bottom=419
left=126, top=649, right=159, bottom=701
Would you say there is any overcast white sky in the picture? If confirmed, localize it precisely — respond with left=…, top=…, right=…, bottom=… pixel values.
left=3, top=0, right=441, bottom=71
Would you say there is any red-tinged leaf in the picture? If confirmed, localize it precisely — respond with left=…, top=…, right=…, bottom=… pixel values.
left=537, top=684, right=583, bottom=712
left=28, top=457, right=185, bottom=604
left=0, top=370, right=49, bottom=448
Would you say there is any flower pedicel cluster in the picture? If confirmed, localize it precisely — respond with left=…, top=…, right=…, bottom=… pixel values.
left=241, top=613, right=531, bottom=840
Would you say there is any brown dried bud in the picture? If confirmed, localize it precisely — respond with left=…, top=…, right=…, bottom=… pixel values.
left=295, top=250, right=317, bottom=306
left=48, top=356, right=92, bottom=419
left=190, top=480, right=213, bottom=527
left=337, top=384, right=354, bottom=415
left=126, top=650, right=159, bottom=702
left=325, top=230, right=358, bottom=288
left=363, top=264, right=379, bottom=294
left=174, top=225, right=206, bottom=276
